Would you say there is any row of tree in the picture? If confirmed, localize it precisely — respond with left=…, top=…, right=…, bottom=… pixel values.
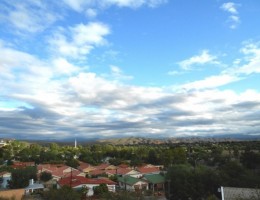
left=1, top=140, right=259, bottom=170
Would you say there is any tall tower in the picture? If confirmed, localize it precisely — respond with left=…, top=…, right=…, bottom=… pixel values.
left=74, top=138, right=77, bottom=148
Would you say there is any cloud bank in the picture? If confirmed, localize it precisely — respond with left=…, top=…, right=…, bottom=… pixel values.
left=0, top=0, right=259, bottom=140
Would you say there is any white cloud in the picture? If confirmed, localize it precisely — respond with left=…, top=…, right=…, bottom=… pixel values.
left=0, top=0, right=59, bottom=33
left=221, top=2, right=238, bottom=14
left=62, top=0, right=167, bottom=12
left=181, top=74, right=240, bottom=91
left=49, top=22, right=110, bottom=59
left=86, top=8, right=98, bottom=18
left=108, top=65, right=133, bottom=81
left=221, top=2, right=240, bottom=29
left=62, top=0, right=88, bottom=12
left=237, top=43, right=260, bottom=75
left=52, top=58, right=81, bottom=75
left=178, top=50, right=218, bottom=70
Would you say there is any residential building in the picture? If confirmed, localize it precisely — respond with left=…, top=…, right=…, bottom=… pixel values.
left=57, top=176, right=116, bottom=196
left=0, top=171, right=11, bottom=189
left=24, top=179, right=44, bottom=195
left=142, top=174, right=165, bottom=192
left=117, top=175, right=148, bottom=191
left=220, top=186, right=260, bottom=200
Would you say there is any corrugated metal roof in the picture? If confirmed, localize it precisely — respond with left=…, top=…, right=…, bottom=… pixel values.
left=143, top=174, right=165, bottom=184
left=222, top=186, right=260, bottom=200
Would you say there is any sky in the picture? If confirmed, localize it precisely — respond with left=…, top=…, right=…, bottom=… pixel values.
left=0, top=0, right=260, bottom=140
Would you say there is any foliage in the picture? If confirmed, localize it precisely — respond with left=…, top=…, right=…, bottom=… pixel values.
left=166, top=164, right=221, bottom=200
left=40, top=171, right=52, bottom=182
left=42, top=185, right=80, bottom=200
left=65, top=158, right=79, bottom=168
left=93, top=183, right=109, bottom=196
left=8, top=166, right=37, bottom=189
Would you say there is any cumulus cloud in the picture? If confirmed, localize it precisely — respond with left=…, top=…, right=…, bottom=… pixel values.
left=181, top=74, right=240, bottom=91
left=221, top=2, right=240, bottom=29
left=48, top=22, right=110, bottom=60
left=237, top=43, right=260, bottom=75
left=0, top=0, right=60, bottom=33
left=221, top=2, right=238, bottom=14
left=178, top=50, right=219, bottom=70
left=2, top=40, right=260, bottom=139
left=1, top=0, right=260, bottom=140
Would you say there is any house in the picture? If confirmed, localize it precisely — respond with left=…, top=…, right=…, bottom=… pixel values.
left=142, top=174, right=165, bottom=192
left=137, top=166, right=161, bottom=175
left=78, top=162, right=96, bottom=173
left=89, top=167, right=142, bottom=178
left=94, top=163, right=117, bottom=171
left=38, top=164, right=84, bottom=181
left=117, top=163, right=130, bottom=169
left=24, top=179, right=44, bottom=195
left=117, top=175, right=148, bottom=191
left=0, top=171, right=11, bottom=189
left=220, top=186, right=260, bottom=200
left=57, top=176, right=116, bottom=196
left=107, top=168, right=142, bottom=178
left=12, top=161, right=35, bottom=169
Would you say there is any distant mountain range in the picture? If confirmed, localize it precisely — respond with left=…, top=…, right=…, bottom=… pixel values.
left=96, top=134, right=260, bottom=145
left=16, top=134, right=260, bottom=146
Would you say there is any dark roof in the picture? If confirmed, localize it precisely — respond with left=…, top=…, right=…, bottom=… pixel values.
left=143, top=174, right=165, bottom=184
left=222, top=186, right=260, bottom=200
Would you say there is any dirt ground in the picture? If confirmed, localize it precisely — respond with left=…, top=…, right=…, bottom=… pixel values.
left=0, top=189, right=24, bottom=200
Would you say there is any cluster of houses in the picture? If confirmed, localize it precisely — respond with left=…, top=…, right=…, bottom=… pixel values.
left=0, top=161, right=166, bottom=198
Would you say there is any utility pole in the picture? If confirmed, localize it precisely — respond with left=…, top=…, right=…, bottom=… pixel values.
left=70, top=167, right=72, bottom=187
left=167, top=180, right=171, bottom=199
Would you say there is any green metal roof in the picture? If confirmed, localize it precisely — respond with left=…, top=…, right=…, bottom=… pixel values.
left=118, top=176, right=143, bottom=186
left=143, top=174, right=165, bottom=184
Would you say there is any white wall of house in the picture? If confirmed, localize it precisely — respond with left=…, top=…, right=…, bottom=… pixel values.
left=126, top=170, right=142, bottom=178
left=58, top=183, right=115, bottom=196
left=0, top=173, right=11, bottom=188
left=119, top=181, right=148, bottom=191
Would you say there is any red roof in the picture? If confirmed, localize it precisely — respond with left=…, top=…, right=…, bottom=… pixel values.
left=89, top=169, right=106, bottom=176
left=58, top=176, right=115, bottom=188
left=137, top=167, right=160, bottom=174
left=117, top=163, right=130, bottom=169
left=13, top=161, right=35, bottom=166
left=78, top=162, right=93, bottom=171
left=94, top=163, right=111, bottom=170
left=38, top=164, right=80, bottom=179
left=106, top=168, right=133, bottom=175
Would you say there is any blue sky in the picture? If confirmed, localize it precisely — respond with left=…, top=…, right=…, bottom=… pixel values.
left=0, top=0, right=260, bottom=140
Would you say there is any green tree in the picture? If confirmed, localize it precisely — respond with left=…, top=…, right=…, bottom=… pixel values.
left=43, top=185, right=80, bottom=200
left=93, top=183, right=109, bottom=197
left=40, top=171, right=52, bottom=182
left=8, top=166, right=37, bottom=189
left=65, top=159, right=79, bottom=168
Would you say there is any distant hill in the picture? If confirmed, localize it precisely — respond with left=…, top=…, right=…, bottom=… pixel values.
left=97, top=135, right=260, bottom=145
left=13, top=134, right=260, bottom=146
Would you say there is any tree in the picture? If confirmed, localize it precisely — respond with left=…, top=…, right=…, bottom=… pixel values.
left=40, top=171, right=52, bottom=182
left=8, top=166, right=37, bottom=189
left=65, top=159, right=79, bottom=168
left=166, top=164, right=220, bottom=200
left=43, top=185, right=80, bottom=200
left=93, top=183, right=109, bottom=197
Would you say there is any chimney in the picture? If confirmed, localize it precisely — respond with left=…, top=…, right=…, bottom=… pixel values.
left=29, top=179, right=34, bottom=185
